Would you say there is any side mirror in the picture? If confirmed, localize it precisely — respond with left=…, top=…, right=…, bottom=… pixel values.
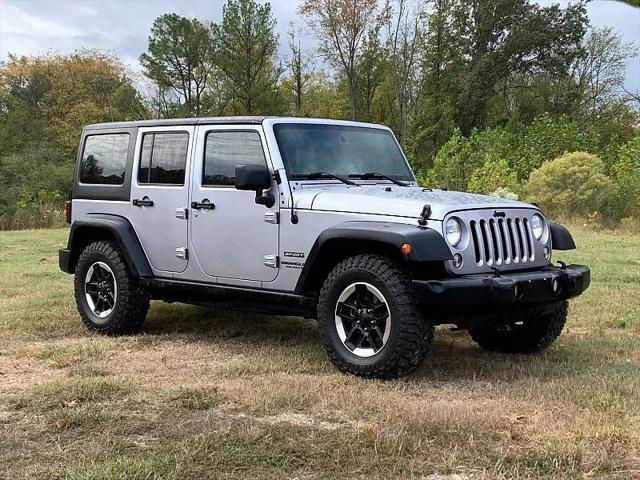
left=234, top=164, right=274, bottom=208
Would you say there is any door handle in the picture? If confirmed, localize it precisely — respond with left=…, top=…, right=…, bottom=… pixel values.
left=191, top=199, right=215, bottom=210
left=132, top=197, right=154, bottom=207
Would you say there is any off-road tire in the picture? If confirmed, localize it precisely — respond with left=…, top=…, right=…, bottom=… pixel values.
left=317, top=254, right=433, bottom=379
left=469, top=301, right=568, bottom=354
left=74, top=240, right=149, bottom=335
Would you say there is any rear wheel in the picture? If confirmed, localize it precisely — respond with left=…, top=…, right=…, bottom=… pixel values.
left=469, top=301, right=568, bottom=354
left=74, top=241, right=149, bottom=335
left=317, top=254, right=433, bottom=379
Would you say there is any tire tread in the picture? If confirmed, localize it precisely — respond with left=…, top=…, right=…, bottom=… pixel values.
left=317, top=254, right=433, bottom=379
left=74, top=241, right=149, bottom=335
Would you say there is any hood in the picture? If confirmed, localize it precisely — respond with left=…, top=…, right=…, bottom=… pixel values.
left=293, top=184, right=532, bottom=220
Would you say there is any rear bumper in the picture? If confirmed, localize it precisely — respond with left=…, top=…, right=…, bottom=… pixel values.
left=59, top=248, right=72, bottom=274
left=412, top=264, right=590, bottom=308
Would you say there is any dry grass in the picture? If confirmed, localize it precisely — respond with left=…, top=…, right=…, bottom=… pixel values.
left=0, top=227, right=639, bottom=479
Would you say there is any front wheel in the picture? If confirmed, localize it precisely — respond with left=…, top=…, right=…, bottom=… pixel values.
left=74, top=240, right=149, bottom=335
left=317, top=254, right=433, bottom=379
left=469, top=301, right=568, bottom=354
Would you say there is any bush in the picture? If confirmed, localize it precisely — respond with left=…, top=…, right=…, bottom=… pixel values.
left=490, top=187, right=519, bottom=200
left=420, top=116, right=622, bottom=195
left=0, top=189, right=66, bottom=230
left=604, top=132, right=640, bottom=220
left=423, top=129, right=478, bottom=191
left=467, top=159, right=518, bottom=195
left=523, top=152, right=614, bottom=218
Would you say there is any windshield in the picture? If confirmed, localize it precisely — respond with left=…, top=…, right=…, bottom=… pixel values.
left=273, top=123, right=414, bottom=181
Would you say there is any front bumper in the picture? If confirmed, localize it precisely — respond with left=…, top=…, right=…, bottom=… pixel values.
left=413, top=264, right=590, bottom=308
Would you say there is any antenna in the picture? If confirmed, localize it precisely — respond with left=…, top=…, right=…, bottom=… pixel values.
left=288, top=178, right=298, bottom=224
left=275, top=168, right=298, bottom=224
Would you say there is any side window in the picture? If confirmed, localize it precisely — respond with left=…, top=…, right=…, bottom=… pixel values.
left=138, top=132, right=189, bottom=185
left=80, top=133, right=129, bottom=185
left=203, top=131, right=266, bottom=186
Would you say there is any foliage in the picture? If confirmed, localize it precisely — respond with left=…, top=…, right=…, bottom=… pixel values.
left=0, top=51, right=146, bottom=228
left=421, top=114, right=636, bottom=198
left=140, top=14, right=215, bottom=117
left=490, top=187, right=519, bottom=201
left=0, top=51, right=146, bottom=153
left=422, top=129, right=478, bottom=191
left=411, top=0, right=589, bottom=158
left=212, top=0, right=282, bottom=115
left=298, top=0, right=385, bottom=119
left=284, top=23, right=314, bottom=116
left=604, top=131, right=640, bottom=220
left=467, top=160, right=519, bottom=195
left=523, top=152, right=615, bottom=218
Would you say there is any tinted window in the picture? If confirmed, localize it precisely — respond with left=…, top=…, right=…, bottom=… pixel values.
left=203, top=131, right=266, bottom=186
left=273, top=124, right=412, bottom=181
left=80, top=134, right=129, bottom=185
left=138, top=132, right=189, bottom=185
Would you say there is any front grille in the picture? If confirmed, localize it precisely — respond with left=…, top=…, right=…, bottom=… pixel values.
left=469, top=216, right=535, bottom=267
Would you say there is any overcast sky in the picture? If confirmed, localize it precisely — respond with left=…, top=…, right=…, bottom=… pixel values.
left=1, top=0, right=639, bottom=94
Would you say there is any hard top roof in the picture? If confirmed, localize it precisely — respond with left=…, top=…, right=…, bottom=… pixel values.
left=83, top=116, right=389, bottom=131
left=84, top=116, right=267, bottom=130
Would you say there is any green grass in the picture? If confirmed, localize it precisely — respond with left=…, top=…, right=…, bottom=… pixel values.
left=0, top=226, right=639, bottom=479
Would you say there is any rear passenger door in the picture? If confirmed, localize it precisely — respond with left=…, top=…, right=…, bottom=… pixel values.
left=130, top=126, right=194, bottom=274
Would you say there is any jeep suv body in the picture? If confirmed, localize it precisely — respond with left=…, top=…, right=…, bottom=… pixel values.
left=59, top=117, right=590, bottom=378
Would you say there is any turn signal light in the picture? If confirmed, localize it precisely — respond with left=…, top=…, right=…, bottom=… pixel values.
left=400, top=243, right=412, bottom=255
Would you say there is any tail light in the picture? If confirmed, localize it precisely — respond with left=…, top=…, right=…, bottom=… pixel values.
left=64, top=201, right=72, bottom=224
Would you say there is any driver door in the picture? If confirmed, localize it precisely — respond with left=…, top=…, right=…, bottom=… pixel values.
left=189, top=125, right=279, bottom=283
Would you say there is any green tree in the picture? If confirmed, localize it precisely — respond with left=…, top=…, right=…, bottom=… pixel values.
left=606, top=131, right=640, bottom=219
left=411, top=0, right=589, bottom=166
left=140, top=14, right=215, bottom=117
left=285, top=23, right=313, bottom=116
left=212, top=0, right=281, bottom=115
left=381, top=0, right=421, bottom=143
left=0, top=51, right=146, bottom=218
left=299, top=0, right=386, bottom=120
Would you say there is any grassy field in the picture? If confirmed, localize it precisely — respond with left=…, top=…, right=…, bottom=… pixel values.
left=0, top=227, right=639, bottom=479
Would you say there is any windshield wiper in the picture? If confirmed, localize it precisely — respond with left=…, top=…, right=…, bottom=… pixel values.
left=291, top=172, right=359, bottom=186
left=349, top=172, right=410, bottom=187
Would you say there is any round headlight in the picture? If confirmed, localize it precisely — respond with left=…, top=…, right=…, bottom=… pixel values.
left=531, top=213, right=545, bottom=241
left=445, top=217, right=462, bottom=247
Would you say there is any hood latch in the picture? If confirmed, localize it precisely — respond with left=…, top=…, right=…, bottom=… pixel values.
left=418, top=204, right=431, bottom=226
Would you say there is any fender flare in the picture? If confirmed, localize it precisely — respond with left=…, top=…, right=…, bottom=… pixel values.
left=549, top=222, right=576, bottom=250
left=65, top=214, right=153, bottom=277
left=294, top=221, right=452, bottom=294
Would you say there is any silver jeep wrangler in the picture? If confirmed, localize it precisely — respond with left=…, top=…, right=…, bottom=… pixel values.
left=59, top=117, right=590, bottom=378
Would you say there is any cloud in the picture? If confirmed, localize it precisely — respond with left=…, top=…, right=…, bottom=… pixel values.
left=0, top=0, right=638, bottom=93
left=1, top=4, right=83, bottom=38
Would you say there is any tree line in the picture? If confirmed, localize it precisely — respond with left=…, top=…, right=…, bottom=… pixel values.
left=0, top=0, right=639, bottom=229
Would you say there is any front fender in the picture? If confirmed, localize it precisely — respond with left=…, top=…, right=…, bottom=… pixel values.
left=549, top=222, right=576, bottom=250
left=294, top=221, right=452, bottom=294
left=315, top=221, right=452, bottom=262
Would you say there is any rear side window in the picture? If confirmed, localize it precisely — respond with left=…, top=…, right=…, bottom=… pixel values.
left=80, top=133, right=129, bottom=185
left=138, top=132, right=189, bottom=185
left=203, top=131, right=266, bottom=186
